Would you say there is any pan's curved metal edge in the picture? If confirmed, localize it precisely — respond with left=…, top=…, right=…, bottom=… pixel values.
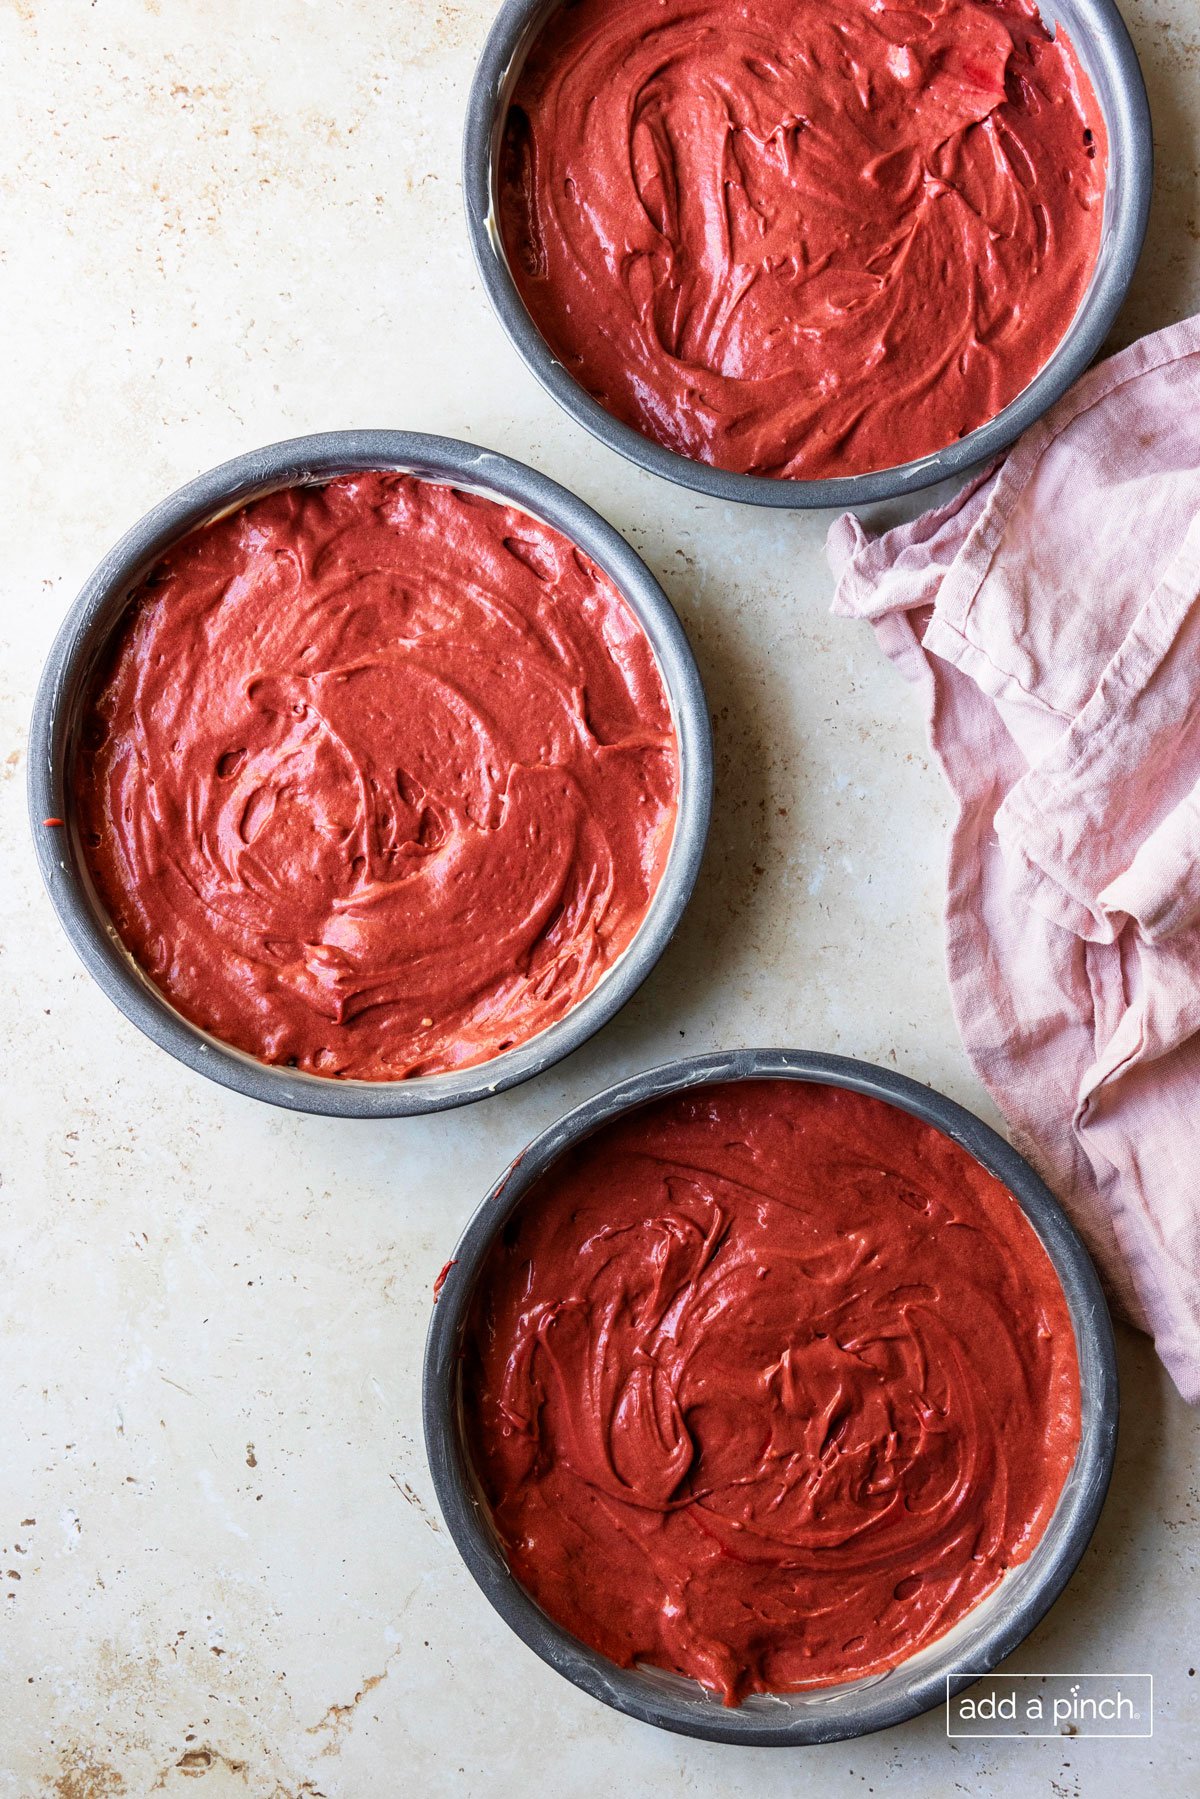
left=423, top=1049, right=1118, bottom=1746
left=28, top=431, right=713, bottom=1118
left=462, top=0, right=1153, bottom=511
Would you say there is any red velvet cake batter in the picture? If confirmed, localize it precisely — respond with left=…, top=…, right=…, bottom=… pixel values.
left=500, top=0, right=1106, bottom=479
left=75, top=473, right=678, bottom=1080
left=464, top=1080, right=1081, bottom=1703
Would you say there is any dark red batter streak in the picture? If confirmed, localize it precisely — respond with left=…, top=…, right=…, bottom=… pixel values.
left=464, top=1081, right=1081, bottom=1703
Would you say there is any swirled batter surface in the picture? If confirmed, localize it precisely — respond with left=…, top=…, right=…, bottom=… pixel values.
left=75, top=473, right=678, bottom=1080
left=500, top=0, right=1106, bottom=479
left=464, top=1080, right=1080, bottom=1702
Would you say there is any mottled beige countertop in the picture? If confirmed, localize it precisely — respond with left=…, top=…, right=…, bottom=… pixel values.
left=1, top=2, right=1198, bottom=1794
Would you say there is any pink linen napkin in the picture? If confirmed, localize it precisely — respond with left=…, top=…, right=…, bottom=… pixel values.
left=828, top=314, right=1200, bottom=1404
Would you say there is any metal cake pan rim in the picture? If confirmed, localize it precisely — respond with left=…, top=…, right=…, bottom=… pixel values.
left=423, top=1047, right=1118, bottom=1746
left=28, top=429, right=713, bottom=1118
left=463, top=0, right=1153, bottom=510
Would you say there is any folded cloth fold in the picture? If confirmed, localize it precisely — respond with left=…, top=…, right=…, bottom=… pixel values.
left=828, top=314, right=1200, bottom=1403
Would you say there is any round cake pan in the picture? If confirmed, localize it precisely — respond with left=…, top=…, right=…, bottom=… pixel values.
left=424, top=1048, right=1118, bottom=1746
left=29, top=431, right=712, bottom=1119
left=464, top=0, right=1152, bottom=510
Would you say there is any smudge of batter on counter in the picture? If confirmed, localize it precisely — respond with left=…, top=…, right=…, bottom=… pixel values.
left=389, top=1473, right=441, bottom=1533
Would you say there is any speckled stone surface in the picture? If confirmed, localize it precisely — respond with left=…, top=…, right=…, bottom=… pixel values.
left=1, top=3, right=1197, bottom=1795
